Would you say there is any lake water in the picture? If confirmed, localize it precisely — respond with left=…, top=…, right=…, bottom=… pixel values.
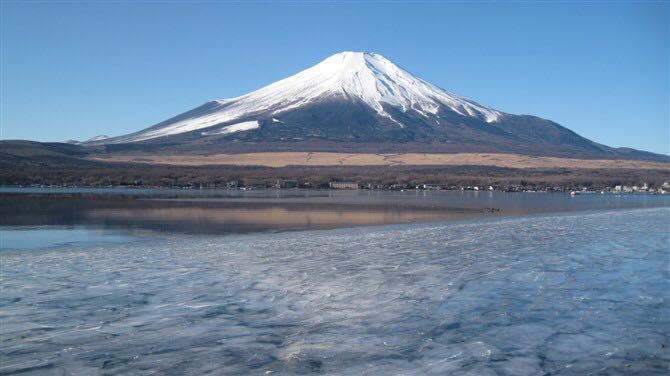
left=0, top=189, right=669, bottom=374
left=1, top=188, right=668, bottom=247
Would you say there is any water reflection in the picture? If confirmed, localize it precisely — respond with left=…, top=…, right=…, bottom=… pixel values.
left=87, top=206, right=462, bottom=231
left=0, top=192, right=481, bottom=241
left=0, top=228, right=134, bottom=250
left=1, top=189, right=668, bottom=249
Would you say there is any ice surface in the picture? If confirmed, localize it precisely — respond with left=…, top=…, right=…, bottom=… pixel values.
left=1, top=208, right=668, bottom=375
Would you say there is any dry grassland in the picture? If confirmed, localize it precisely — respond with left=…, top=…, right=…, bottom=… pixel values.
left=90, top=152, right=670, bottom=170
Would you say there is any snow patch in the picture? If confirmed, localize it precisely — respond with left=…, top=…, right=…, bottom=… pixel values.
left=87, top=135, right=109, bottom=142
left=202, top=120, right=260, bottom=136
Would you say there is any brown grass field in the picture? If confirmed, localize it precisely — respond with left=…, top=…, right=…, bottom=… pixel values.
left=89, top=152, right=670, bottom=170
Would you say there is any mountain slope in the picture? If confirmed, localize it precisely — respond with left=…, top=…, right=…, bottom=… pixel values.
left=89, top=52, right=666, bottom=161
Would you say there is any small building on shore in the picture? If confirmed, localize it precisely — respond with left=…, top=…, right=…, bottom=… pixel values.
left=419, top=184, right=442, bottom=190
left=329, top=181, right=359, bottom=190
left=275, top=180, right=298, bottom=189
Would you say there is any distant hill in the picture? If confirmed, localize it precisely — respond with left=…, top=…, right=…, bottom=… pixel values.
left=0, top=140, right=101, bottom=171
left=1, top=139, right=668, bottom=189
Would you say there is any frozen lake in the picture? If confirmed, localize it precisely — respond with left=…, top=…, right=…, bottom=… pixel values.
left=1, top=206, right=668, bottom=374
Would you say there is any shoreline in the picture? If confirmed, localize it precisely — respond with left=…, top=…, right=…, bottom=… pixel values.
left=1, top=185, right=667, bottom=195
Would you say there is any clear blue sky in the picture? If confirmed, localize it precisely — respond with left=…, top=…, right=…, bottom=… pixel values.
left=1, top=1, right=668, bottom=154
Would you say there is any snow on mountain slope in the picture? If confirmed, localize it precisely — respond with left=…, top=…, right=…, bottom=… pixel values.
left=87, top=135, right=109, bottom=142
left=201, top=120, right=260, bottom=136
left=109, top=52, right=502, bottom=143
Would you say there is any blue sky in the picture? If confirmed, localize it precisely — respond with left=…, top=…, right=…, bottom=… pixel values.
left=1, top=1, right=668, bottom=154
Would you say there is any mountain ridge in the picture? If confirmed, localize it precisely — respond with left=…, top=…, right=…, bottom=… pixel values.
left=78, top=51, right=665, bottom=162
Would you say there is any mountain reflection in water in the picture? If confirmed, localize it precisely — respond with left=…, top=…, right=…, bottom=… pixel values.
left=1, top=192, right=482, bottom=236
left=1, top=189, right=668, bottom=239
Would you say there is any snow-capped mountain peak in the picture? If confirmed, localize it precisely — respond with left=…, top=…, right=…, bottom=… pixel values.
left=259, top=51, right=502, bottom=124
left=102, top=51, right=502, bottom=143
left=76, top=52, right=666, bottom=161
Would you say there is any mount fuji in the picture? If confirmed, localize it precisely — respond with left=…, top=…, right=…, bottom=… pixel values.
left=89, top=52, right=662, bottom=160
